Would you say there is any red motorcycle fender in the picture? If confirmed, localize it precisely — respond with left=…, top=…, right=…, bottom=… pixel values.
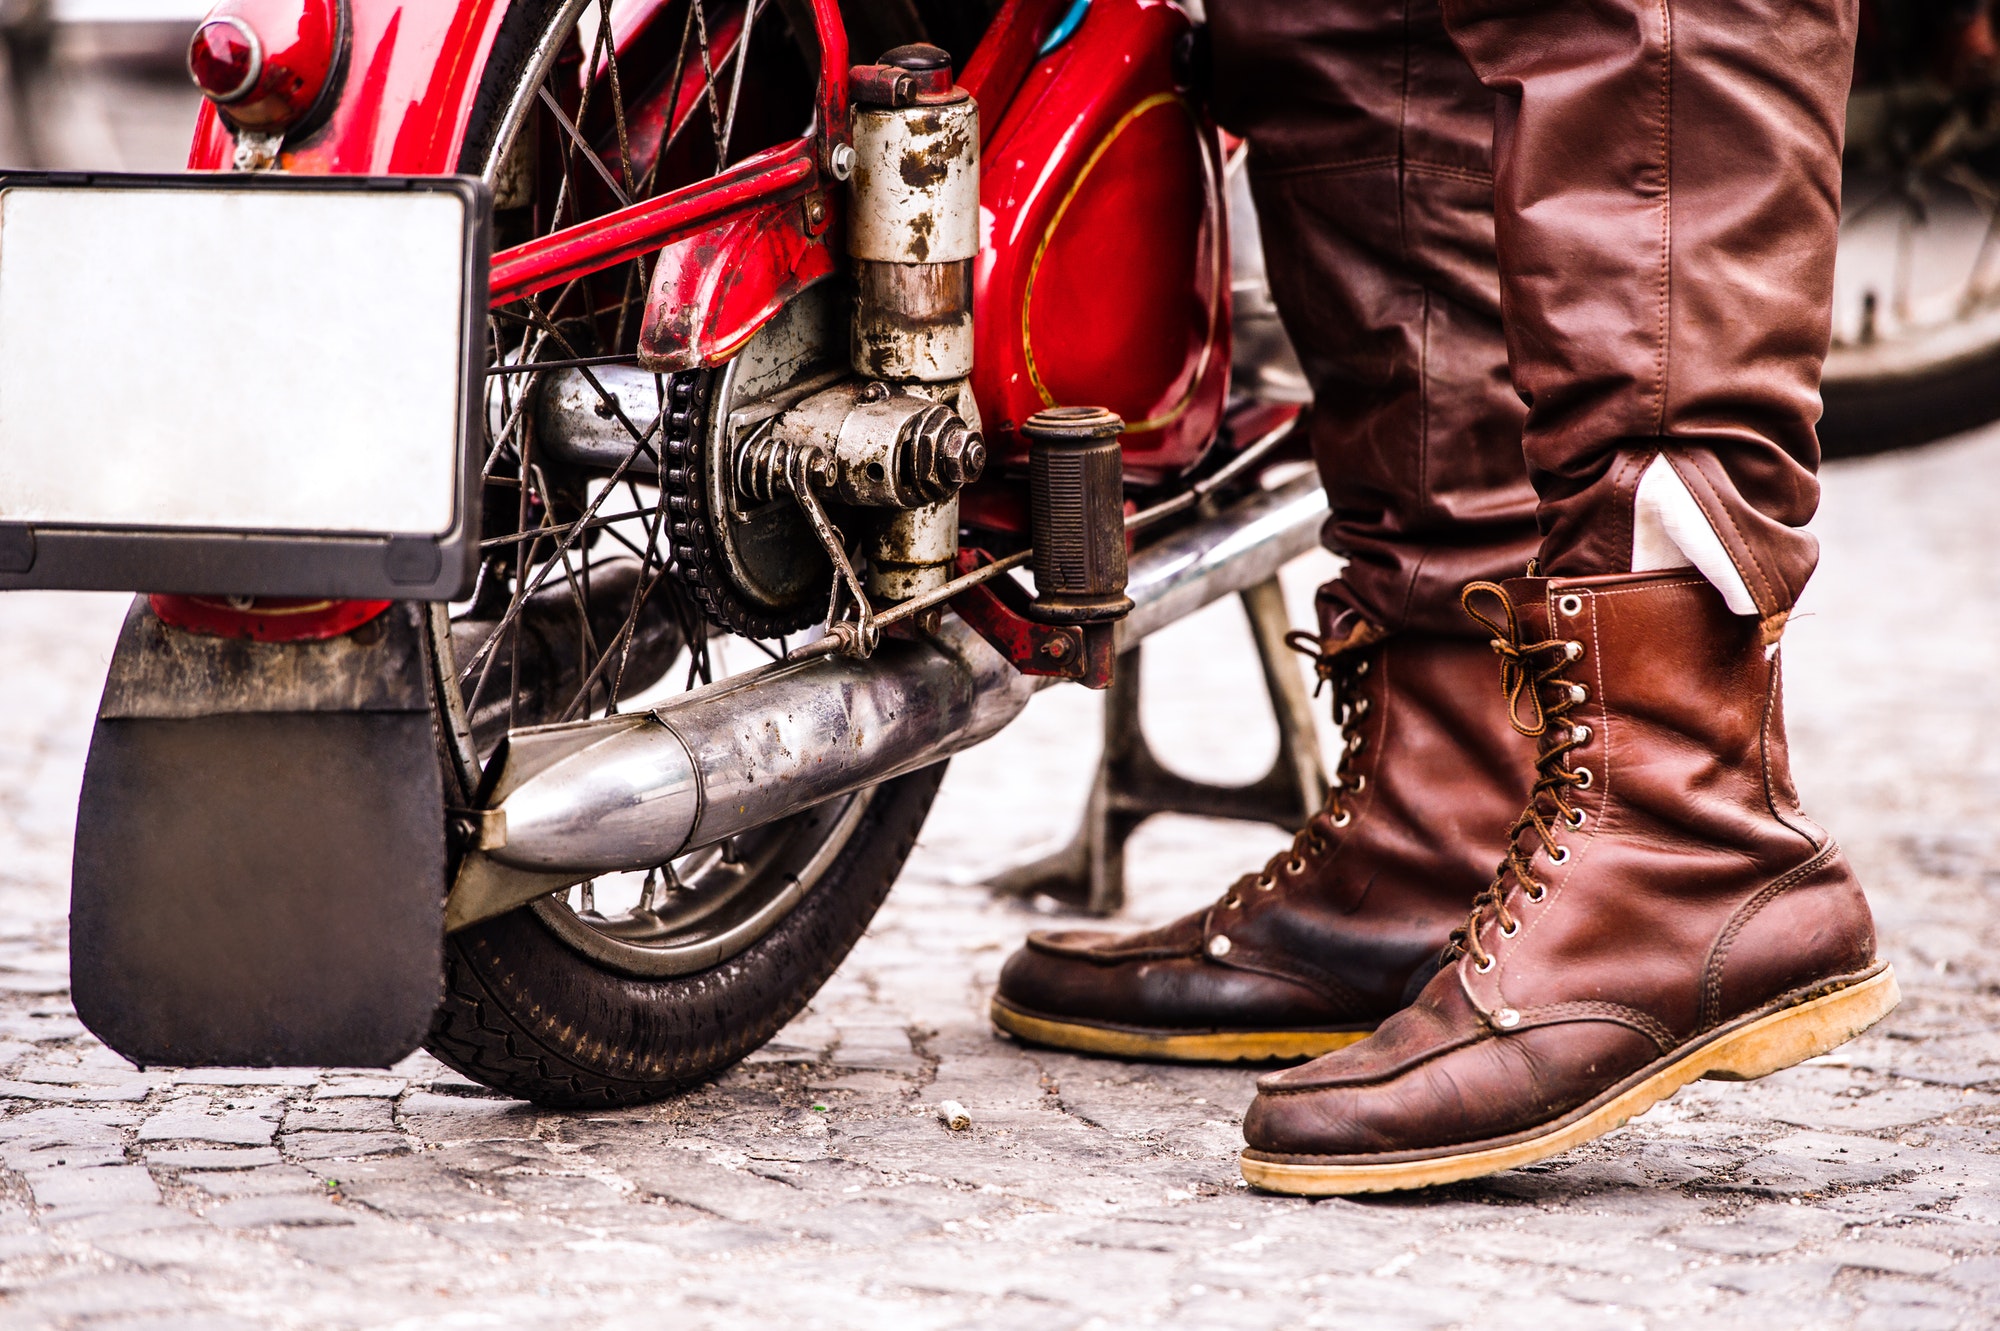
left=637, top=193, right=839, bottom=371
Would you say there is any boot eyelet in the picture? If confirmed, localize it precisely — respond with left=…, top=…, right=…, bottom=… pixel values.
left=1474, top=955, right=1496, bottom=973
left=1350, top=774, right=1366, bottom=793
left=1549, top=846, right=1571, bottom=866
left=1224, top=895, right=1242, bottom=910
left=1499, top=919, right=1519, bottom=938
left=1208, top=934, right=1233, bottom=958
left=1353, top=698, right=1370, bottom=717
left=1572, top=766, right=1594, bottom=790
left=1569, top=684, right=1587, bottom=705
left=1571, top=724, right=1592, bottom=746
left=1565, top=808, right=1587, bottom=830
left=1564, top=641, right=1584, bottom=661
left=1256, top=877, right=1276, bottom=892
left=1354, top=660, right=1370, bottom=676
left=1284, top=856, right=1306, bottom=876
left=1330, top=808, right=1353, bottom=828
left=1348, top=733, right=1367, bottom=753
left=1558, top=594, right=1584, bottom=616
left=1526, top=884, right=1547, bottom=902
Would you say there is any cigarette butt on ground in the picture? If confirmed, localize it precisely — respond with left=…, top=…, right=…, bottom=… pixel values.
left=937, top=1100, right=971, bottom=1130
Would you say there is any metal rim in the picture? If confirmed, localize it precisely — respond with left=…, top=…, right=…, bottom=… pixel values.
left=1830, top=82, right=2000, bottom=386
left=432, top=0, right=872, bottom=977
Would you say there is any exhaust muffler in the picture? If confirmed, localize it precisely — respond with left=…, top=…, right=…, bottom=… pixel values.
left=445, top=470, right=1327, bottom=930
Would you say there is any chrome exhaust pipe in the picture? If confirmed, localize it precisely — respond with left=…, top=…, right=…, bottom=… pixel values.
left=445, top=471, right=1328, bottom=930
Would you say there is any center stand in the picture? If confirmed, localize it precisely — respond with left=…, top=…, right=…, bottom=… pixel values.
left=988, top=575, right=1329, bottom=915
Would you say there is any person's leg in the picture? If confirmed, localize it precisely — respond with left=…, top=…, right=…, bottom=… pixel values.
left=989, top=0, right=1539, bottom=1061
left=1236, top=0, right=1898, bottom=1194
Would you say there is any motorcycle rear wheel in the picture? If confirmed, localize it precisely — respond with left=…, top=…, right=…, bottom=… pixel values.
left=422, top=0, right=948, bottom=1107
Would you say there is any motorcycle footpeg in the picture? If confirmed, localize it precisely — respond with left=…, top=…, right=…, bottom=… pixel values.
left=70, top=600, right=446, bottom=1069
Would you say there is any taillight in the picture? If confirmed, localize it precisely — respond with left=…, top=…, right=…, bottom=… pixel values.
left=187, top=18, right=260, bottom=103
left=187, top=0, right=343, bottom=134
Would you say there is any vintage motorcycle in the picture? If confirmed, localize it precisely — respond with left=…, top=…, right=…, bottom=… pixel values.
left=7, top=0, right=1331, bottom=1103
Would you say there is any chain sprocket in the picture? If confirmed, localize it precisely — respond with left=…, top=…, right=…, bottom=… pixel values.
left=659, top=367, right=832, bottom=640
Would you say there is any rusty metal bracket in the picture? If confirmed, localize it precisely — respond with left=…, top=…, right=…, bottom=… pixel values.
left=988, top=575, right=1327, bottom=914
left=946, top=548, right=1116, bottom=688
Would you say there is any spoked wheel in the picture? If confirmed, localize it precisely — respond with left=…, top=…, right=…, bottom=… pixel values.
left=1823, top=78, right=2000, bottom=455
left=423, top=0, right=950, bottom=1108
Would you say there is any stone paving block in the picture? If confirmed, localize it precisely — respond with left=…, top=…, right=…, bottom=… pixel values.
left=1717, top=1131, right=1919, bottom=1196
left=0, top=1077, right=153, bottom=1102
left=281, top=1130, right=408, bottom=1162
left=181, top=1165, right=325, bottom=1199
left=1830, top=1238, right=1959, bottom=1276
left=42, top=1204, right=201, bottom=1240
left=202, top=1194, right=356, bottom=1230
left=4, top=1271, right=197, bottom=1320
left=283, top=1098, right=399, bottom=1134
left=4, top=1140, right=124, bottom=1171
left=628, top=1152, right=811, bottom=1223
left=312, top=1076, right=407, bottom=1098
left=394, top=1090, right=543, bottom=1141
left=169, top=1068, right=319, bottom=1088
left=141, top=1147, right=283, bottom=1171
left=136, top=1099, right=281, bottom=1147
left=317, top=1157, right=493, bottom=1222
left=28, top=1164, right=159, bottom=1210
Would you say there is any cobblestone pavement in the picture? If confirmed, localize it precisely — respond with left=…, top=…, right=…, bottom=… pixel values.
left=1, top=50, right=1998, bottom=1331
left=0, top=424, right=1992, bottom=1330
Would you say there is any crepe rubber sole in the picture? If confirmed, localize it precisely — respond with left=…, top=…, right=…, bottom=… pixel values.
left=989, top=998, right=1371, bottom=1063
left=1239, top=964, right=1900, bottom=1196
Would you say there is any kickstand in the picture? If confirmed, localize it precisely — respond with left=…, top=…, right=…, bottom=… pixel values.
left=988, top=575, right=1329, bottom=916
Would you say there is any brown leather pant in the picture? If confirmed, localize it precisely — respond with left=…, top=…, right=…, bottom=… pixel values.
left=1210, top=0, right=1856, bottom=643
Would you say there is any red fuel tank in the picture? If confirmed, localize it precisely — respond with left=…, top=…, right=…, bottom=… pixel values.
left=973, top=0, right=1229, bottom=487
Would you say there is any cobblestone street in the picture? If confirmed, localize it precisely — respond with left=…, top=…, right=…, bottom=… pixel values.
left=0, top=421, right=1992, bottom=1329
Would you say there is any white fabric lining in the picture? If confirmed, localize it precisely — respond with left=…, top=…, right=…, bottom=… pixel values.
left=1630, top=454, right=1758, bottom=616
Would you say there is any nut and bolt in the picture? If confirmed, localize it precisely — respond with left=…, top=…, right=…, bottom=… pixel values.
left=936, top=425, right=986, bottom=486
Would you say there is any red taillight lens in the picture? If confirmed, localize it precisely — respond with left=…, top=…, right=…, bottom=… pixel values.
left=187, top=1, right=341, bottom=133
left=188, top=18, right=260, bottom=102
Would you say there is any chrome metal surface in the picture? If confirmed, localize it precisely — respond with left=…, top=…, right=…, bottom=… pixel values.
left=534, top=365, right=665, bottom=475
left=451, top=470, right=1327, bottom=917
left=847, top=91, right=978, bottom=381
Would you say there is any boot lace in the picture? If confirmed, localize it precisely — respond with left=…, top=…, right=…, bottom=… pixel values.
left=1445, top=582, right=1592, bottom=972
left=1216, top=632, right=1375, bottom=910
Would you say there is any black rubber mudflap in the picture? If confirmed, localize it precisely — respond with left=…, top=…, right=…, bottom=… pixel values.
left=70, top=600, right=446, bottom=1068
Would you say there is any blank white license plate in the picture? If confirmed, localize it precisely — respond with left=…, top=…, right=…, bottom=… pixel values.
left=0, top=172, right=488, bottom=599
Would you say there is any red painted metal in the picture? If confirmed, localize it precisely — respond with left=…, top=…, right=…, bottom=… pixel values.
left=150, top=594, right=393, bottom=642
left=188, top=0, right=512, bottom=174
left=490, top=141, right=817, bottom=307
left=808, top=0, right=850, bottom=172
left=958, top=0, right=1068, bottom=141
left=191, top=0, right=343, bottom=131
left=971, top=0, right=1230, bottom=487
left=947, top=549, right=1114, bottom=688
left=636, top=189, right=836, bottom=371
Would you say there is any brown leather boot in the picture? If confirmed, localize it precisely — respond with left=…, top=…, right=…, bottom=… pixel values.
left=990, top=627, right=1533, bottom=1062
left=1238, top=572, right=1899, bottom=1194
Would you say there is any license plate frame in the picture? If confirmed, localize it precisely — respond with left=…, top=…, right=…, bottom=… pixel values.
left=0, top=171, right=490, bottom=601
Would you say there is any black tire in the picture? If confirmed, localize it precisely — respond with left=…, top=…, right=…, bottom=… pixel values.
left=1819, top=342, right=2000, bottom=458
left=422, top=0, right=952, bottom=1106
left=427, top=763, right=945, bottom=1108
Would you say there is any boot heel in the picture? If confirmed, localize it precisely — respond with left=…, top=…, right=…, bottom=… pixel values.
left=1699, top=966, right=1900, bottom=1083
